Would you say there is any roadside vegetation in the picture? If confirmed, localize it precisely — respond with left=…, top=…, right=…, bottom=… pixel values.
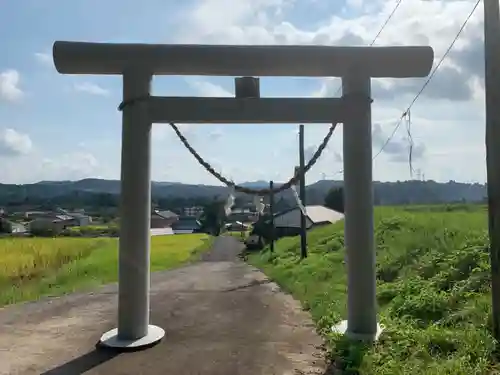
left=0, top=234, right=212, bottom=306
left=248, top=204, right=498, bottom=374
left=62, top=224, right=120, bottom=237
left=224, top=228, right=252, bottom=241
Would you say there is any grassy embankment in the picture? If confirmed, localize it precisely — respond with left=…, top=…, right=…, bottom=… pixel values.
left=0, top=233, right=212, bottom=307
left=248, top=204, right=498, bottom=375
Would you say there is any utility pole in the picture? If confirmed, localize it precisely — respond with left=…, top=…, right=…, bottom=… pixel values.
left=299, top=124, right=307, bottom=259
left=269, top=180, right=275, bottom=253
left=484, top=0, right=500, bottom=341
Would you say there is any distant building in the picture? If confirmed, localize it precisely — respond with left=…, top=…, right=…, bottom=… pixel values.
left=66, top=212, right=92, bottom=226
left=24, top=211, right=51, bottom=219
left=10, top=222, right=27, bottom=234
left=28, top=215, right=75, bottom=235
left=0, top=218, right=26, bottom=234
left=227, top=211, right=259, bottom=224
left=25, top=209, right=93, bottom=235
left=225, top=221, right=250, bottom=232
left=151, top=210, right=179, bottom=229
left=171, top=217, right=202, bottom=234
left=254, top=205, right=344, bottom=239
left=183, top=206, right=204, bottom=217
left=55, top=208, right=92, bottom=226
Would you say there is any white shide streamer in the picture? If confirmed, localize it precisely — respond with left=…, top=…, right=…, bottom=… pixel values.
left=253, top=195, right=265, bottom=215
left=224, top=187, right=236, bottom=217
left=290, top=185, right=307, bottom=216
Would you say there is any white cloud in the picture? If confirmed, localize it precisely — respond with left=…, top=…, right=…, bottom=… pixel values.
left=180, top=0, right=292, bottom=43
left=187, top=79, right=233, bottom=97
left=0, top=70, right=23, bottom=101
left=153, top=122, right=193, bottom=142
left=171, top=0, right=488, bottom=182
left=208, top=127, right=224, bottom=141
left=74, top=82, right=110, bottom=96
left=34, top=52, right=53, bottom=67
left=0, top=0, right=490, bottom=184
left=0, top=148, right=115, bottom=184
left=41, top=152, right=100, bottom=180
left=152, top=80, right=229, bottom=145
left=346, top=0, right=365, bottom=10
left=0, top=128, right=32, bottom=156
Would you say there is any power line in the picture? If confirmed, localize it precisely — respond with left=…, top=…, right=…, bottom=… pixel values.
left=331, top=0, right=405, bottom=176
left=372, top=118, right=403, bottom=160
left=371, top=0, right=481, bottom=163
left=371, top=0, right=405, bottom=45
left=332, top=0, right=481, bottom=179
left=404, top=0, right=481, bottom=113
left=331, top=0, right=405, bottom=97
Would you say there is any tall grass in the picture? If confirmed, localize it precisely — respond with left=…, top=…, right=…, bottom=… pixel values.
left=249, top=205, right=498, bottom=374
left=0, top=234, right=211, bottom=306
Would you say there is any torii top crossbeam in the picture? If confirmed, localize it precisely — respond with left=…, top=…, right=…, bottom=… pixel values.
left=53, top=41, right=433, bottom=78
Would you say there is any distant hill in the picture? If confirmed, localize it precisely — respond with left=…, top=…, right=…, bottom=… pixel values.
left=0, top=178, right=487, bottom=208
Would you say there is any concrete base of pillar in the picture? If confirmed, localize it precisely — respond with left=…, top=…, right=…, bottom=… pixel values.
left=331, top=320, right=384, bottom=342
left=99, top=325, right=165, bottom=350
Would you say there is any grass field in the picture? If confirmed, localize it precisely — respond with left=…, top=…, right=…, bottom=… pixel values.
left=0, top=233, right=212, bottom=307
left=248, top=204, right=497, bottom=375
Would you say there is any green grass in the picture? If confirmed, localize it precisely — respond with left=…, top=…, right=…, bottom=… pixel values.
left=248, top=205, right=499, bottom=375
left=64, top=224, right=119, bottom=236
left=66, top=224, right=113, bottom=232
left=0, top=234, right=212, bottom=307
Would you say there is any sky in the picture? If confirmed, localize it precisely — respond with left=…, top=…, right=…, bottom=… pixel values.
left=0, top=0, right=488, bottom=186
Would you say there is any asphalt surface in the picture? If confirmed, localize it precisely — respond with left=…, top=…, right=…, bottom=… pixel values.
left=0, top=236, right=326, bottom=375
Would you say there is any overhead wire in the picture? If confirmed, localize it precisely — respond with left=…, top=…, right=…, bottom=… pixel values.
left=334, top=0, right=481, bottom=178
left=331, top=0, right=405, bottom=176
left=371, top=0, right=481, bottom=174
left=331, top=0, right=405, bottom=97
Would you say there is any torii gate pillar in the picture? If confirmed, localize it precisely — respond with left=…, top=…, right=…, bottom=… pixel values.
left=338, top=73, right=379, bottom=339
left=52, top=42, right=433, bottom=348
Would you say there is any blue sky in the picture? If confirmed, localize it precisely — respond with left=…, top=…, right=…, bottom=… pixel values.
left=0, top=0, right=488, bottom=185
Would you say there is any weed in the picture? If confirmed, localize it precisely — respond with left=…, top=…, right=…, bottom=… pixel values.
left=248, top=205, right=498, bottom=374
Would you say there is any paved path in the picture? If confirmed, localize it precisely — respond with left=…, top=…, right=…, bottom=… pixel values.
left=0, top=236, right=326, bottom=375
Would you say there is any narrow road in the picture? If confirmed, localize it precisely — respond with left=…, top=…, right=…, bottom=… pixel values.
left=0, top=236, right=325, bottom=375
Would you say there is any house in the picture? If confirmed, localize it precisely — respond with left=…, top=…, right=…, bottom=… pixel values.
left=25, top=209, right=92, bottom=234
left=171, top=216, right=202, bottom=234
left=0, top=218, right=27, bottom=235
left=151, top=210, right=179, bottom=229
left=183, top=206, right=204, bottom=218
left=255, top=205, right=344, bottom=238
left=56, top=208, right=92, bottom=226
left=225, top=221, right=250, bottom=232
left=24, top=211, right=51, bottom=220
left=227, top=211, right=259, bottom=224
left=28, top=215, right=75, bottom=235
left=65, top=212, right=92, bottom=226
left=10, top=222, right=27, bottom=234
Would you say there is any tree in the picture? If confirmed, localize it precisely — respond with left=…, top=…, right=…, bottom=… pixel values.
left=0, top=218, right=11, bottom=234
left=251, top=213, right=274, bottom=241
left=199, top=200, right=226, bottom=235
left=324, top=187, right=344, bottom=213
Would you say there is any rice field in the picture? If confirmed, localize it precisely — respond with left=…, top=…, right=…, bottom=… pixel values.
left=0, top=234, right=212, bottom=306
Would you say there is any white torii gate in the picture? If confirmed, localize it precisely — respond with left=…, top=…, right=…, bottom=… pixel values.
left=52, top=41, right=433, bottom=348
